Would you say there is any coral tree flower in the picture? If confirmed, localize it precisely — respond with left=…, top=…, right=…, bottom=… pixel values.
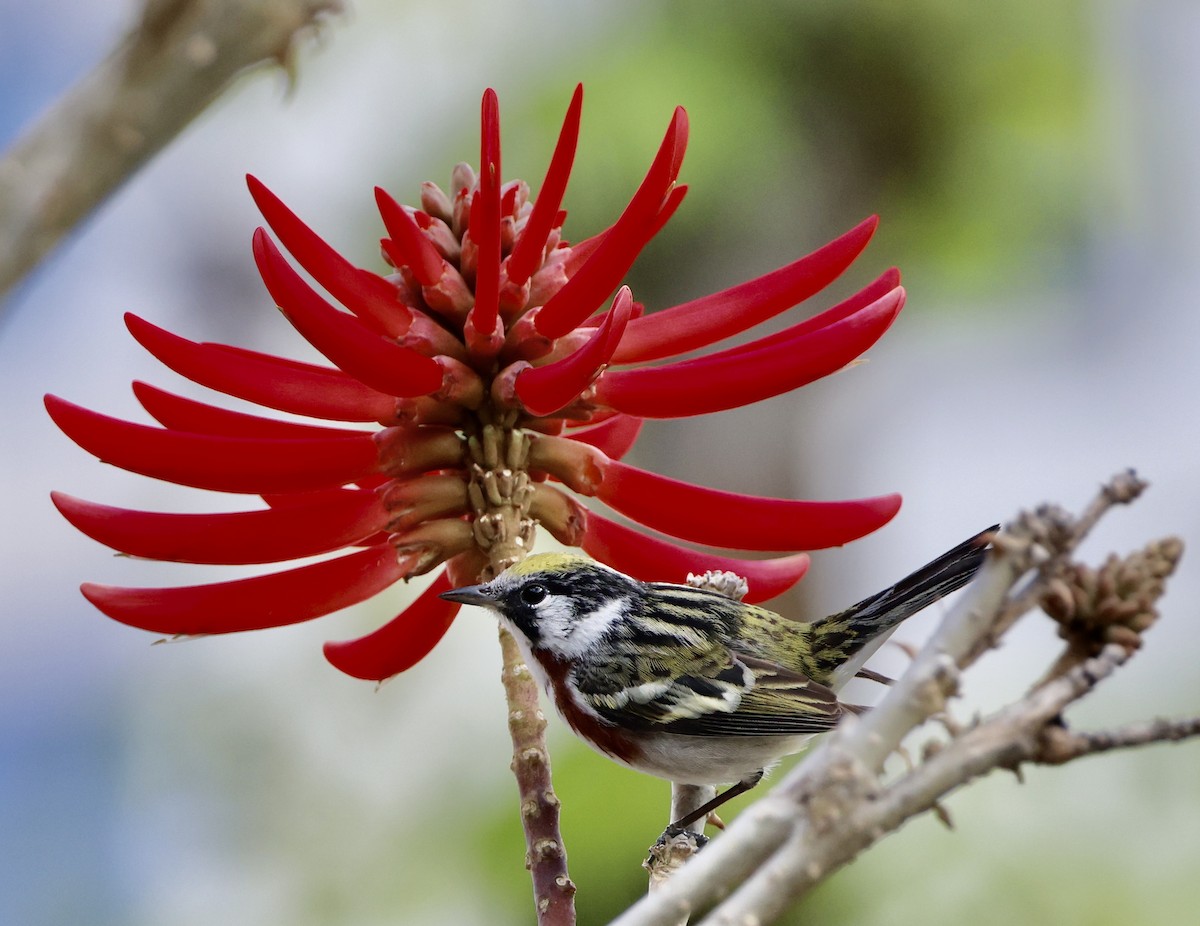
left=47, top=86, right=906, bottom=682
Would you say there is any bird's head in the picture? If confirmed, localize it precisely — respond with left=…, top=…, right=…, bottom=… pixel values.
left=440, top=553, right=642, bottom=659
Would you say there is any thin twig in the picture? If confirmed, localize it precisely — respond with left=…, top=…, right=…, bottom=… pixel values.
left=0, top=0, right=343, bottom=303
left=1035, top=714, right=1200, bottom=764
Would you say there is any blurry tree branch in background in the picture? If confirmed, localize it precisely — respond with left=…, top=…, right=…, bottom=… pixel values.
left=619, top=472, right=1199, bottom=926
left=0, top=0, right=343, bottom=305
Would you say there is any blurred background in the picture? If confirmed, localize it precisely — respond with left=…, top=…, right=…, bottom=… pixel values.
left=2, top=0, right=1198, bottom=923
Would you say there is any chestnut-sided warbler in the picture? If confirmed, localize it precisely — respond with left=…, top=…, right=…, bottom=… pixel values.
left=442, top=526, right=995, bottom=832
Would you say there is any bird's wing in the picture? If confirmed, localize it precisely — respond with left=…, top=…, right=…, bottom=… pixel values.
left=572, top=641, right=749, bottom=729
left=575, top=648, right=843, bottom=737
left=657, top=654, right=844, bottom=737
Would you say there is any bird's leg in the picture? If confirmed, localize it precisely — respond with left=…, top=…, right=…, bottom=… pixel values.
left=661, top=769, right=765, bottom=839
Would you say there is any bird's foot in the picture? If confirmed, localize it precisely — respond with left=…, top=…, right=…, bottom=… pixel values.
left=646, top=827, right=708, bottom=870
left=657, top=823, right=710, bottom=847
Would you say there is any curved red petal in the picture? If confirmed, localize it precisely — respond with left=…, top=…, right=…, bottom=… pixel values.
left=581, top=511, right=811, bottom=603
left=535, top=107, right=688, bottom=339
left=81, top=545, right=408, bottom=634
left=125, top=313, right=398, bottom=422
left=516, top=286, right=634, bottom=415
left=468, top=89, right=502, bottom=337
left=507, top=84, right=583, bottom=286
left=612, top=216, right=880, bottom=363
left=246, top=175, right=410, bottom=335
left=253, top=230, right=443, bottom=398
left=52, top=489, right=388, bottom=565
left=566, top=413, right=643, bottom=461
left=375, top=187, right=444, bottom=286
left=593, top=458, right=902, bottom=551
left=322, top=570, right=456, bottom=680
left=132, top=382, right=369, bottom=440
left=45, top=395, right=380, bottom=493
left=593, top=286, right=904, bottom=418
left=707, top=268, right=902, bottom=361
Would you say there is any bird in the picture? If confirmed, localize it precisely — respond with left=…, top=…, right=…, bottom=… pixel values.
left=441, top=525, right=996, bottom=835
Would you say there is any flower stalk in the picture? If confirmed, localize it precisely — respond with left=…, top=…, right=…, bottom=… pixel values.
left=499, top=627, right=576, bottom=924
left=461, top=408, right=576, bottom=922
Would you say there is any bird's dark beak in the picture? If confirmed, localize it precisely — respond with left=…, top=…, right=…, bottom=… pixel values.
left=439, top=584, right=495, bottom=608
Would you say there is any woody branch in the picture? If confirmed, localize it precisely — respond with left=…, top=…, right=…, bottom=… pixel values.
left=0, top=0, right=342, bottom=303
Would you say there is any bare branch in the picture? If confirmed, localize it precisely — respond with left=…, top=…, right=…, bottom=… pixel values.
left=0, top=0, right=343, bottom=304
left=1035, top=714, right=1200, bottom=764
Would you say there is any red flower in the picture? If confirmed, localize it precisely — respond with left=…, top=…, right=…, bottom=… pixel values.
left=47, top=86, right=905, bottom=681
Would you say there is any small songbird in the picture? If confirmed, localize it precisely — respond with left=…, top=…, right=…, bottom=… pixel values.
left=441, top=526, right=995, bottom=833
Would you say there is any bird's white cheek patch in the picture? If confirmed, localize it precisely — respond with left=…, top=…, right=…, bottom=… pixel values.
left=543, top=596, right=629, bottom=660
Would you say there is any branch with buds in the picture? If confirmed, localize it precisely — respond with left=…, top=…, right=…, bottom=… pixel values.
left=614, top=471, right=1196, bottom=926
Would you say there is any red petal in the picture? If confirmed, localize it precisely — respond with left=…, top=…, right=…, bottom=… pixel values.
left=46, top=395, right=380, bottom=493
left=535, top=107, right=688, bottom=339
left=516, top=286, right=634, bottom=415
left=581, top=512, right=810, bottom=603
left=375, top=187, right=444, bottom=286
left=52, top=489, right=388, bottom=565
left=253, top=230, right=444, bottom=398
left=81, top=545, right=408, bottom=634
left=594, top=458, right=902, bottom=550
left=322, top=571, right=456, bottom=680
left=468, top=89, right=502, bottom=338
left=507, top=84, right=583, bottom=286
left=566, top=414, right=643, bottom=461
left=592, top=285, right=905, bottom=418
left=558, top=175, right=686, bottom=285
left=246, top=175, right=411, bottom=336
left=612, top=216, right=880, bottom=363
left=707, top=268, right=901, bottom=361
left=125, top=313, right=398, bottom=422
left=132, top=382, right=369, bottom=440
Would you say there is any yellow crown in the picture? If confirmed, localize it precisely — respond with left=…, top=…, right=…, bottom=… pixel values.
left=505, top=552, right=595, bottom=577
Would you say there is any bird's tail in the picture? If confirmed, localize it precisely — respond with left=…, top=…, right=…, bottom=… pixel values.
left=807, top=525, right=998, bottom=689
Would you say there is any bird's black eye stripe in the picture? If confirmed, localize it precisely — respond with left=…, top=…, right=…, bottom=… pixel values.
left=520, top=583, right=549, bottom=606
